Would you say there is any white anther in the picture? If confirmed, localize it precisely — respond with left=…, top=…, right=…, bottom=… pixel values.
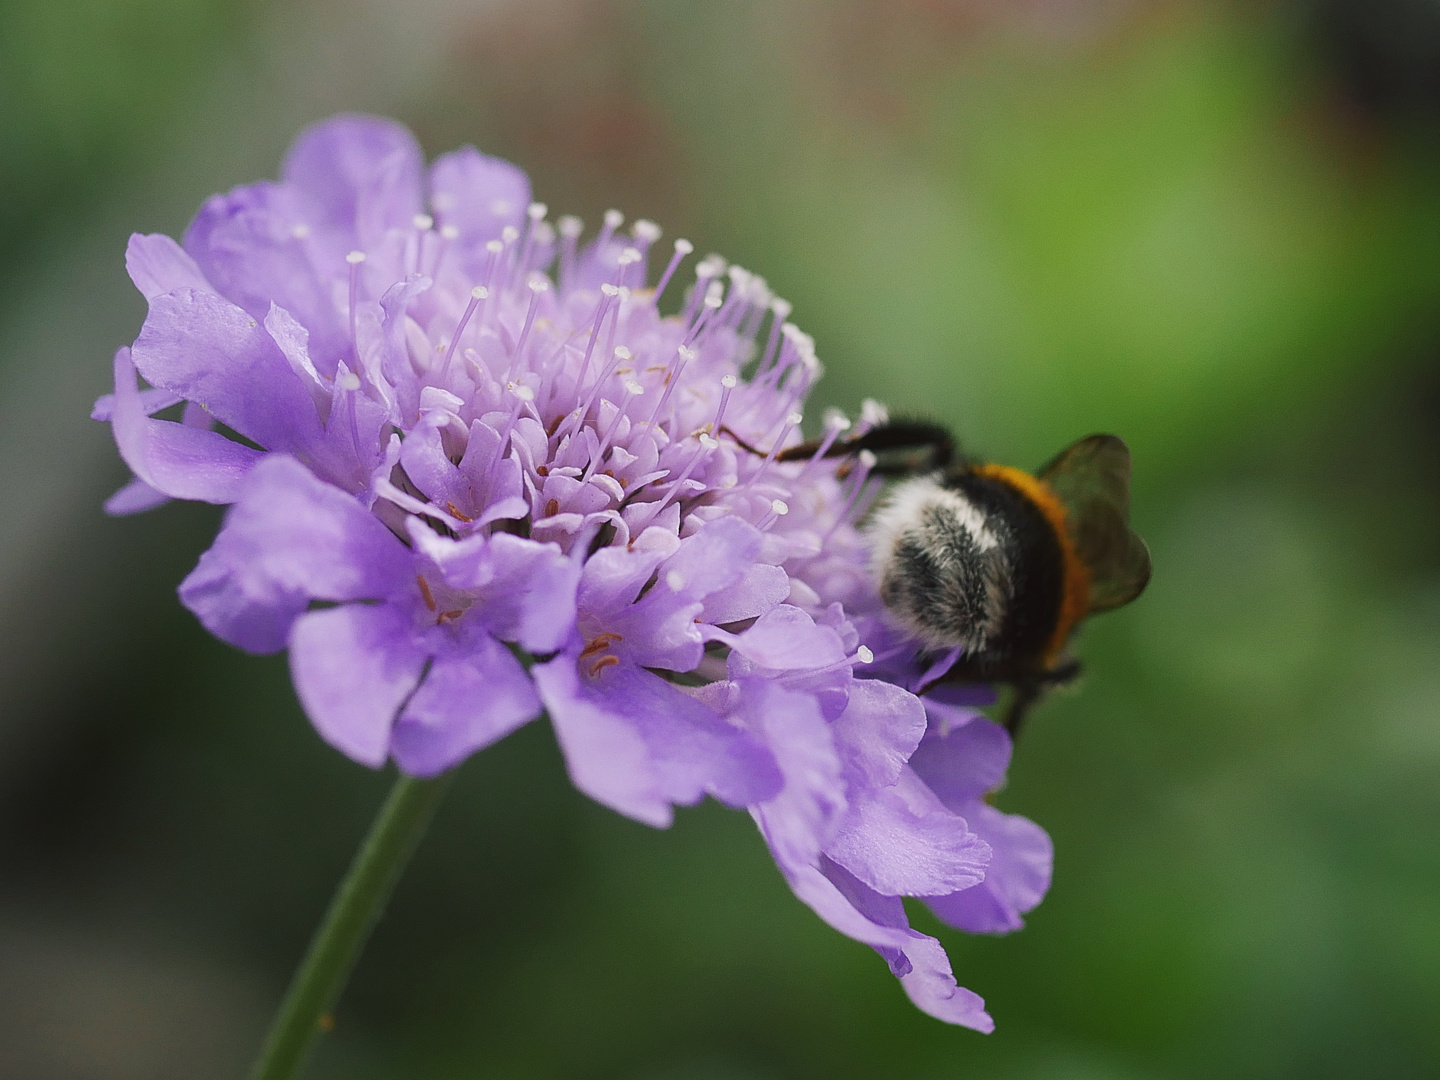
left=824, top=409, right=852, bottom=432
left=860, top=398, right=889, bottom=427
left=704, top=281, right=725, bottom=307
left=501, top=225, right=520, bottom=244
left=618, top=247, right=642, bottom=265
left=771, top=298, right=793, bottom=319
left=413, top=214, right=434, bottom=231
left=534, top=222, right=555, bottom=244
left=470, top=285, right=489, bottom=300
left=337, top=371, right=362, bottom=391
left=558, top=215, right=583, bottom=238
left=290, top=224, right=311, bottom=239
left=618, top=286, right=632, bottom=301
left=674, top=238, right=694, bottom=255
left=528, top=202, right=548, bottom=221
left=440, top=225, right=460, bottom=241
left=601, top=283, right=620, bottom=297
left=771, top=499, right=789, bottom=516
left=528, top=274, right=549, bottom=292
left=665, top=571, right=686, bottom=592
left=632, top=220, right=662, bottom=243
left=346, top=251, right=366, bottom=265
left=604, top=208, right=624, bottom=229
left=787, top=411, right=804, bottom=426
left=624, top=379, right=645, bottom=395
left=858, top=450, right=877, bottom=469
left=699, top=434, right=719, bottom=450
left=486, top=239, right=504, bottom=255
left=721, top=374, right=738, bottom=389
left=614, top=345, right=632, bottom=360
left=678, top=346, right=697, bottom=362
left=856, top=645, right=874, bottom=665
left=509, top=383, right=535, bottom=402
left=490, top=198, right=513, bottom=216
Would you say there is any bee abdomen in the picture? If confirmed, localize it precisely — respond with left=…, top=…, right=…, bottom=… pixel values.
left=867, top=472, right=1065, bottom=665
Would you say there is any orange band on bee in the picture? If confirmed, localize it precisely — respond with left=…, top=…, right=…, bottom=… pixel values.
left=972, top=463, right=1091, bottom=664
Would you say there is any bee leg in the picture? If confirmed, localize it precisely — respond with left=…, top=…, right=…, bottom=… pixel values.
left=1001, top=660, right=1082, bottom=739
left=776, top=420, right=957, bottom=474
left=1001, top=681, right=1046, bottom=739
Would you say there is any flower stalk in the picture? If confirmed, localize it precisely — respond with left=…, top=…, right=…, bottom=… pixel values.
left=247, top=770, right=455, bottom=1080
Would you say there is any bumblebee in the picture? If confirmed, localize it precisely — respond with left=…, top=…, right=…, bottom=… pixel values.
left=778, top=421, right=1151, bottom=734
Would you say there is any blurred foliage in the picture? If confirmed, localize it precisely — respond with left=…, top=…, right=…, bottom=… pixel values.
left=2, top=1, right=1439, bottom=1078
left=0, top=0, right=260, bottom=269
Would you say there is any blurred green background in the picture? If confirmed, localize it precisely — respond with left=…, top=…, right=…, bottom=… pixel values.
left=3, top=1, right=1440, bottom=1077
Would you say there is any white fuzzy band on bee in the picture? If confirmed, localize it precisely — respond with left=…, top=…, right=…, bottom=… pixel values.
left=865, top=476, right=1014, bottom=652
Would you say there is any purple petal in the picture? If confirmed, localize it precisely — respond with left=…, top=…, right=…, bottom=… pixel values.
left=427, top=146, right=530, bottom=270
left=263, top=303, right=331, bottom=416
left=126, top=233, right=212, bottom=300
left=183, top=181, right=349, bottom=373
left=909, top=715, right=1012, bottom=808
left=130, top=289, right=325, bottom=454
left=103, top=477, right=171, bottom=515
left=599, top=666, right=781, bottom=808
left=606, top=586, right=705, bottom=673
left=91, top=386, right=182, bottom=421
left=712, top=605, right=847, bottom=670
left=179, top=455, right=414, bottom=653
left=109, top=347, right=265, bottom=506
left=410, top=524, right=579, bottom=654
left=821, top=857, right=995, bottom=1031
left=700, top=563, right=791, bottom=625
left=576, top=544, right=668, bottom=617
left=391, top=629, right=542, bottom=777
left=755, top=845, right=993, bottom=1032
left=289, top=603, right=427, bottom=768
left=658, top=516, right=762, bottom=600
left=740, top=679, right=844, bottom=868
left=532, top=654, right=671, bottom=827
left=282, top=114, right=424, bottom=248
left=824, top=770, right=990, bottom=898
left=926, top=803, right=1052, bottom=935
left=830, top=678, right=927, bottom=789
left=398, top=419, right=469, bottom=511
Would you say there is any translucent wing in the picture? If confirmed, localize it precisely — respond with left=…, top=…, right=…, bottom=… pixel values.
left=1037, top=434, right=1152, bottom=614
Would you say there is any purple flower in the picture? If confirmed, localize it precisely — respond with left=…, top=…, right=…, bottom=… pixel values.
left=97, top=114, right=1053, bottom=1030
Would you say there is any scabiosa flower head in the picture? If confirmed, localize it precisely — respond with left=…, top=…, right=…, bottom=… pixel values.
left=96, top=114, right=1052, bottom=1031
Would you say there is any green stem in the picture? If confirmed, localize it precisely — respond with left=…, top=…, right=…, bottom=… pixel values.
left=247, top=771, right=454, bottom=1080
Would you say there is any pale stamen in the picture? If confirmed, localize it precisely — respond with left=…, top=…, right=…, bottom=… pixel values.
left=441, top=286, right=489, bottom=376
left=595, top=208, right=624, bottom=253
left=583, top=378, right=644, bottom=483
left=711, top=374, right=738, bottom=434
left=346, top=251, right=366, bottom=356
left=642, top=345, right=695, bottom=429
left=756, top=298, right=793, bottom=376
left=795, top=412, right=851, bottom=483
left=652, top=238, right=693, bottom=308
left=824, top=450, right=876, bottom=540
left=508, top=276, right=548, bottom=381
left=757, top=498, right=789, bottom=530
left=750, top=411, right=803, bottom=487
left=683, top=282, right=725, bottom=348
left=637, top=433, right=718, bottom=528
left=557, top=215, right=583, bottom=289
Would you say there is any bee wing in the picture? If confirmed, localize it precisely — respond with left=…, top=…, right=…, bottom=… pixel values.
left=1037, top=434, right=1152, bottom=613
